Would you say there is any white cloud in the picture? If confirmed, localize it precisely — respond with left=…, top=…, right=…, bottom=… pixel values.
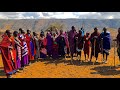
left=107, top=16, right=114, bottom=19
left=25, top=16, right=34, bottom=19
left=0, top=14, right=8, bottom=19
left=54, top=12, right=64, bottom=14
left=36, top=12, right=44, bottom=17
left=44, top=12, right=54, bottom=16
left=49, top=12, right=78, bottom=19
left=73, top=12, right=90, bottom=15
left=0, top=12, right=120, bottom=19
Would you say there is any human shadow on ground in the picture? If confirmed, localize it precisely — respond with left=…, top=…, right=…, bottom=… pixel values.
left=43, top=58, right=102, bottom=66
left=65, top=60, right=101, bottom=66
left=43, top=58, right=65, bottom=66
left=0, top=69, right=6, bottom=76
left=90, top=66, right=120, bottom=76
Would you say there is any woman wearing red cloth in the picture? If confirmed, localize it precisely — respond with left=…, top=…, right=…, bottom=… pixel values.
left=0, top=30, right=16, bottom=78
left=9, top=35, right=18, bottom=70
left=83, top=32, right=90, bottom=61
left=51, top=33, right=59, bottom=59
left=25, top=30, right=35, bottom=61
left=39, top=32, right=47, bottom=59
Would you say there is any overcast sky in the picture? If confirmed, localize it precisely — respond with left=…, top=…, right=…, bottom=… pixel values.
left=0, top=12, right=120, bottom=19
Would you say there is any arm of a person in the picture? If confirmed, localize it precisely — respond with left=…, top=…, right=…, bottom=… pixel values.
left=63, top=37, right=66, bottom=46
left=14, top=39, right=23, bottom=48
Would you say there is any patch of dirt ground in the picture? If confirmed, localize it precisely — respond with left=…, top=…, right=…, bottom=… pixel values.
left=0, top=48, right=120, bottom=78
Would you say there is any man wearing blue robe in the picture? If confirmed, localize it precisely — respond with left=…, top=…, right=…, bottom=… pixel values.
left=100, top=27, right=111, bottom=64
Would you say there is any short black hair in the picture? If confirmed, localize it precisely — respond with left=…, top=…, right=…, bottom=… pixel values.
left=27, top=30, right=30, bottom=32
left=79, top=30, right=82, bottom=33
left=94, top=27, right=98, bottom=30
left=19, top=28, right=22, bottom=31
left=19, top=28, right=22, bottom=33
left=103, top=27, right=107, bottom=30
left=21, top=30, right=25, bottom=34
left=33, top=32, right=36, bottom=36
left=5, top=30, right=11, bottom=34
left=72, top=26, right=75, bottom=29
left=13, top=31, right=18, bottom=34
left=40, top=33, right=44, bottom=37
left=13, top=31, right=18, bottom=37
left=5, top=30, right=10, bottom=34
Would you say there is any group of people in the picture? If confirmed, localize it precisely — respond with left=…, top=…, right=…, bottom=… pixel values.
left=68, top=26, right=111, bottom=63
left=0, top=25, right=120, bottom=78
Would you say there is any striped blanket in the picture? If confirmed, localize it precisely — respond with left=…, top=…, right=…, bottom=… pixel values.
left=19, top=34, right=28, bottom=57
left=14, top=38, right=22, bottom=61
left=22, top=41, right=28, bottom=57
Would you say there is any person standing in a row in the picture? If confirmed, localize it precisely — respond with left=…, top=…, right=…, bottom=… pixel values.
left=26, top=30, right=35, bottom=62
left=51, top=32, right=59, bottom=59
left=114, top=28, right=120, bottom=65
left=100, top=27, right=111, bottom=64
left=33, top=32, right=40, bottom=61
left=75, top=30, right=84, bottom=61
left=83, top=32, right=90, bottom=61
left=89, top=27, right=101, bottom=62
left=19, top=29, right=29, bottom=68
left=68, top=26, right=77, bottom=60
left=13, top=31, right=23, bottom=71
left=57, top=30, right=66, bottom=58
left=46, top=32, right=53, bottom=58
left=117, top=28, right=120, bottom=61
left=64, top=31, right=70, bottom=57
left=39, top=32, right=47, bottom=60
left=0, top=30, right=17, bottom=78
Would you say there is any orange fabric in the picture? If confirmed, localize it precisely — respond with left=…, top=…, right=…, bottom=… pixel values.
left=25, top=34, right=35, bottom=60
left=0, top=34, right=15, bottom=74
left=10, top=36, right=17, bottom=69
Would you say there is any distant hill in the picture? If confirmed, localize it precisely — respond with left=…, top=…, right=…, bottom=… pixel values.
left=0, top=19, right=119, bottom=46
left=0, top=19, right=120, bottom=32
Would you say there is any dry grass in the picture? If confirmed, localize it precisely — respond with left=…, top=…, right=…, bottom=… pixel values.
left=0, top=48, right=120, bottom=78
left=0, top=28, right=119, bottom=78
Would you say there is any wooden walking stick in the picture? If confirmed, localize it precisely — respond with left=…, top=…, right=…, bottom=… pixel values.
left=114, top=40, right=116, bottom=67
left=69, top=41, right=75, bottom=65
left=94, top=38, right=96, bottom=57
left=93, top=38, right=96, bottom=65
left=76, top=37, right=78, bottom=57
left=76, top=37, right=81, bottom=64
left=101, top=38, right=103, bottom=62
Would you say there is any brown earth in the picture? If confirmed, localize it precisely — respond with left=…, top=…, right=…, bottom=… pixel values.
left=0, top=48, right=120, bottom=78
left=0, top=28, right=119, bottom=78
